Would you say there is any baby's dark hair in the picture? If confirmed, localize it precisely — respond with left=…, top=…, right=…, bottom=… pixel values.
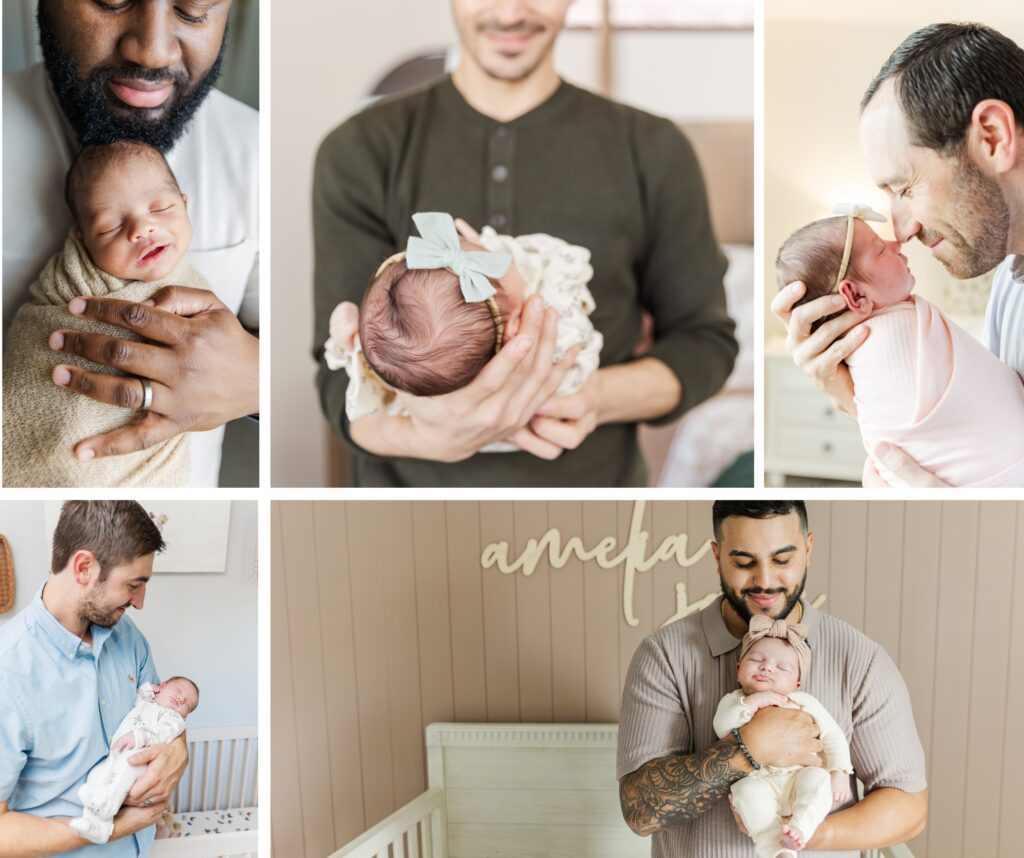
left=359, top=258, right=501, bottom=397
left=65, top=141, right=181, bottom=223
left=775, top=217, right=867, bottom=334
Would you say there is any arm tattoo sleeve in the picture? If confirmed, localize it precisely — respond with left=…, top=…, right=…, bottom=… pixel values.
left=619, top=737, right=746, bottom=836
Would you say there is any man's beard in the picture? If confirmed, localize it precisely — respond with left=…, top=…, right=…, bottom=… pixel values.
left=720, top=572, right=806, bottom=625
left=922, top=153, right=1010, bottom=279
left=37, top=2, right=226, bottom=153
left=79, top=592, right=127, bottom=629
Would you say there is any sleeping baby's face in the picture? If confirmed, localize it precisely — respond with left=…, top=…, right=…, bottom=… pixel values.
left=154, top=678, right=199, bottom=718
left=838, top=220, right=916, bottom=316
left=75, top=155, right=192, bottom=282
left=737, top=637, right=800, bottom=696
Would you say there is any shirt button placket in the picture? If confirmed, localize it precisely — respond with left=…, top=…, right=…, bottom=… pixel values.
left=488, top=125, right=514, bottom=232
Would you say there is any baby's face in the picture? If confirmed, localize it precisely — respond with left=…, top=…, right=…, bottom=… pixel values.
left=76, top=156, right=191, bottom=282
left=841, top=220, right=915, bottom=314
left=154, top=679, right=198, bottom=718
left=737, top=637, right=800, bottom=696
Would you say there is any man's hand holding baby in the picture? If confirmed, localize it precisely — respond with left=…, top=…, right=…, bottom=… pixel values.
left=50, top=288, right=259, bottom=460
left=109, top=800, right=169, bottom=841
left=740, top=706, right=823, bottom=770
left=121, top=733, right=188, bottom=809
left=771, top=282, right=868, bottom=419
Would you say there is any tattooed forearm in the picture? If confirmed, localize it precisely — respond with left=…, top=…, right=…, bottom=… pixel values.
left=619, top=737, right=746, bottom=836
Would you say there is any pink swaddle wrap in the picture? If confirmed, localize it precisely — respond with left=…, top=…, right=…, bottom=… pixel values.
left=847, top=296, right=1024, bottom=487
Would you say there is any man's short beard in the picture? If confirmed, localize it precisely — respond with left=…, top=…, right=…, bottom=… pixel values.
left=936, top=151, right=1010, bottom=279
left=37, top=1, right=227, bottom=153
left=720, top=572, right=806, bottom=625
left=79, top=593, right=125, bottom=629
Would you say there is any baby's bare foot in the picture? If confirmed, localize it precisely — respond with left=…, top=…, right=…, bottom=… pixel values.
left=779, top=824, right=805, bottom=851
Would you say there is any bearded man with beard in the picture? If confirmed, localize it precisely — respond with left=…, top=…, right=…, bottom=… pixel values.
left=3, top=1, right=258, bottom=487
left=0, top=501, right=182, bottom=857
left=771, top=22, right=1024, bottom=487
left=313, top=0, right=737, bottom=487
left=617, top=500, right=928, bottom=857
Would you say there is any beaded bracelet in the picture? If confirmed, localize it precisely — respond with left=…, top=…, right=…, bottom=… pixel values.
left=731, top=727, right=762, bottom=771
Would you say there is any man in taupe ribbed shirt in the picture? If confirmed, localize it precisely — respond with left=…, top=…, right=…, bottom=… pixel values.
left=618, top=501, right=927, bottom=857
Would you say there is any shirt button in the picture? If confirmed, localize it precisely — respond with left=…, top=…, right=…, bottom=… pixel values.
left=101, top=699, right=107, bottom=706
left=495, top=126, right=509, bottom=140
left=489, top=213, right=507, bottom=229
left=491, top=165, right=509, bottom=183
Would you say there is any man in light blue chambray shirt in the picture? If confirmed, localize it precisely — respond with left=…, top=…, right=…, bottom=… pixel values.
left=0, top=502, right=188, bottom=856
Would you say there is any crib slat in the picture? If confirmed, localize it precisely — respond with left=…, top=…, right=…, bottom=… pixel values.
left=251, top=745, right=259, bottom=807
left=187, top=740, right=199, bottom=812
left=394, top=832, right=406, bottom=858
left=407, top=822, right=421, bottom=858
left=211, top=738, right=226, bottom=809
left=430, top=806, right=445, bottom=858
left=237, top=736, right=251, bottom=808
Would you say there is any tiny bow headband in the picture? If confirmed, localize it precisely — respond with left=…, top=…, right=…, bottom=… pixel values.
left=374, top=212, right=511, bottom=354
left=406, top=212, right=511, bottom=303
left=740, top=614, right=811, bottom=680
left=832, top=203, right=887, bottom=289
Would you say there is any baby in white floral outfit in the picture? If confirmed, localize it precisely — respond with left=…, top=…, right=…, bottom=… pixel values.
left=70, top=677, right=199, bottom=844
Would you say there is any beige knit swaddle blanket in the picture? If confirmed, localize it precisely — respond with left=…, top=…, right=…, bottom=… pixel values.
left=2, top=234, right=210, bottom=487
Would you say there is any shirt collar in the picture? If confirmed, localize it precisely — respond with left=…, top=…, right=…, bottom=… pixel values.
left=436, top=74, right=574, bottom=130
left=701, top=595, right=820, bottom=658
left=28, top=583, right=115, bottom=660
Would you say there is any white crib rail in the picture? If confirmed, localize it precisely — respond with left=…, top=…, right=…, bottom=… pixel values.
left=330, top=788, right=448, bottom=858
left=866, top=847, right=915, bottom=858
left=173, top=725, right=259, bottom=813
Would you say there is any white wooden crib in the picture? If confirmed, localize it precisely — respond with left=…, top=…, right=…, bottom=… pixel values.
left=150, top=725, right=258, bottom=858
left=330, top=723, right=914, bottom=858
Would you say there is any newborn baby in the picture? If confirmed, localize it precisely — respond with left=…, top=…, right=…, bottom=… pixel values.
left=70, top=677, right=199, bottom=845
left=325, top=212, right=602, bottom=451
left=777, top=209, right=1024, bottom=486
left=714, top=617, right=852, bottom=858
left=2, top=140, right=210, bottom=487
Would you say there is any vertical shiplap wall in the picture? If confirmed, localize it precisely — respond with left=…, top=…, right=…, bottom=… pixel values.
left=272, top=501, right=1024, bottom=858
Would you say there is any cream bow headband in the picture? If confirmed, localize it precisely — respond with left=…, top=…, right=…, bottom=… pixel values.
left=739, top=614, right=811, bottom=680
left=832, top=203, right=887, bottom=289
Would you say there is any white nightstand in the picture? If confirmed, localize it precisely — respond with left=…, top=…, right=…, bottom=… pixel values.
left=764, top=343, right=866, bottom=485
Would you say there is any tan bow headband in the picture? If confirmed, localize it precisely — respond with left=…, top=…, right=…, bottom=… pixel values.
left=740, top=614, right=811, bottom=680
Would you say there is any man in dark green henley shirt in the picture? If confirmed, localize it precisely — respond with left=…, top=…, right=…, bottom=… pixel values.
left=313, top=0, right=739, bottom=487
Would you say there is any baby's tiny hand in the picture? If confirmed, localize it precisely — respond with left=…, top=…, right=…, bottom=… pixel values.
left=744, top=691, right=789, bottom=711
left=329, top=302, right=360, bottom=350
left=112, top=735, right=136, bottom=752
left=830, top=770, right=853, bottom=804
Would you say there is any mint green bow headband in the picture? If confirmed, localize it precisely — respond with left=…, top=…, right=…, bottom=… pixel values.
left=406, top=212, right=511, bottom=302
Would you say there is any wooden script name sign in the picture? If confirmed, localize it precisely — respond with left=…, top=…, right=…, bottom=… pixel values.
left=481, top=500, right=712, bottom=627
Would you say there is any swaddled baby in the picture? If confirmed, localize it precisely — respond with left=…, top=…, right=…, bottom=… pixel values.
left=70, top=677, right=199, bottom=845
left=714, top=617, right=852, bottom=858
left=324, top=212, right=602, bottom=451
left=2, top=140, right=210, bottom=487
left=776, top=209, right=1024, bottom=486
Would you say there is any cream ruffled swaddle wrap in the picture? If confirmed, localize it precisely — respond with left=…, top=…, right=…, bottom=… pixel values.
left=847, top=295, right=1024, bottom=487
left=2, top=234, right=209, bottom=487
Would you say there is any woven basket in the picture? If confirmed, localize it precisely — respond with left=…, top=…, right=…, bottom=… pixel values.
left=0, top=533, right=14, bottom=613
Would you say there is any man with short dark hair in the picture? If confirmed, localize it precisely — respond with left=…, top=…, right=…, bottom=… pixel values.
left=617, top=500, right=927, bottom=856
left=0, top=501, right=185, bottom=856
left=772, top=22, right=1024, bottom=486
left=3, top=1, right=259, bottom=485
left=314, top=0, right=737, bottom=486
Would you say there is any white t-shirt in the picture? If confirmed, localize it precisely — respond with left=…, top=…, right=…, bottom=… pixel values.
left=3, top=63, right=259, bottom=487
left=983, top=253, right=1024, bottom=377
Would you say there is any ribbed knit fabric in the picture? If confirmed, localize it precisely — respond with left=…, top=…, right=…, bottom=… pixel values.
left=2, top=234, right=209, bottom=487
left=848, top=295, right=1024, bottom=486
left=617, top=597, right=927, bottom=858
